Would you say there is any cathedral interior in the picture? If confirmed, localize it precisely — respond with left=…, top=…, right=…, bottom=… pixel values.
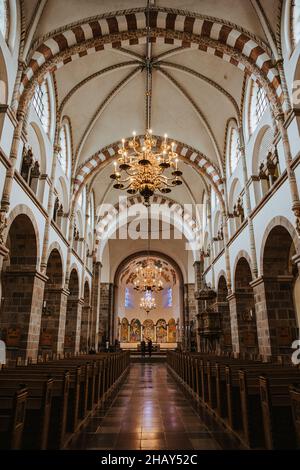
left=0, top=0, right=300, bottom=453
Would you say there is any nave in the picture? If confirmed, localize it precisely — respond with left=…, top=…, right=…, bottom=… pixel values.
left=1, top=0, right=300, bottom=454
left=69, top=362, right=234, bottom=451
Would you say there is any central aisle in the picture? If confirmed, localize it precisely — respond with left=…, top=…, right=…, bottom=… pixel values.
left=69, top=363, right=236, bottom=450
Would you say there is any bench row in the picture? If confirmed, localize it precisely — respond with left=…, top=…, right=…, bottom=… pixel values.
left=167, top=351, right=300, bottom=449
left=0, top=351, right=130, bottom=449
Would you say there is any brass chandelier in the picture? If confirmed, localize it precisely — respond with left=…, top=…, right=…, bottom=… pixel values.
left=140, top=290, right=156, bottom=314
left=110, top=130, right=183, bottom=207
left=109, top=0, right=184, bottom=206
left=134, top=258, right=163, bottom=292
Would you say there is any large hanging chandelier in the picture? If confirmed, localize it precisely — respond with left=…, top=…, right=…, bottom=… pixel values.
left=140, top=291, right=156, bottom=313
left=134, top=258, right=163, bottom=292
left=110, top=130, right=183, bottom=207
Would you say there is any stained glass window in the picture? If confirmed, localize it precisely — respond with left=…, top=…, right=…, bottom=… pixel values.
left=163, top=287, right=172, bottom=308
left=125, top=287, right=133, bottom=308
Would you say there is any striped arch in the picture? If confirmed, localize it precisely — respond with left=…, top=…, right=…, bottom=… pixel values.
left=73, top=136, right=225, bottom=207
left=20, top=8, right=283, bottom=110
left=96, top=195, right=202, bottom=262
left=96, top=194, right=202, bottom=245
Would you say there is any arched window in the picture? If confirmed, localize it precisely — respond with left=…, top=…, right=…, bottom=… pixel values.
left=125, top=287, right=134, bottom=308
left=291, top=0, right=300, bottom=49
left=58, top=125, right=68, bottom=174
left=87, top=201, right=93, bottom=227
left=0, top=0, right=8, bottom=41
left=248, top=81, right=268, bottom=135
left=228, top=127, right=240, bottom=174
left=32, top=81, right=50, bottom=134
left=163, top=287, right=172, bottom=308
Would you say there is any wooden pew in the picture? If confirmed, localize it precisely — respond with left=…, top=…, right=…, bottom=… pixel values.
left=0, top=369, right=70, bottom=449
left=0, top=386, right=28, bottom=449
left=0, top=351, right=128, bottom=449
left=239, top=368, right=300, bottom=449
left=289, top=386, right=300, bottom=448
left=260, top=375, right=300, bottom=449
left=0, top=377, right=53, bottom=449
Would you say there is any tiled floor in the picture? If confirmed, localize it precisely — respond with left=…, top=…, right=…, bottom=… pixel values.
left=68, top=363, right=241, bottom=450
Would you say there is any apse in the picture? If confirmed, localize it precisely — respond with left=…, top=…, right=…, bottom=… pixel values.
left=115, top=254, right=181, bottom=349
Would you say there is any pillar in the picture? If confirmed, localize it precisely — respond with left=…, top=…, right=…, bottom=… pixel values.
left=90, top=261, right=102, bottom=349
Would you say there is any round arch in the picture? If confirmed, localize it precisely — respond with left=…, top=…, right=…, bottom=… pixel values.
left=73, top=136, right=225, bottom=210
left=5, top=204, right=41, bottom=268
left=233, top=249, right=254, bottom=291
left=112, top=249, right=185, bottom=345
left=96, top=194, right=202, bottom=247
left=96, top=199, right=201, bottom=265
left=260, top=216, right=300, bottom=275
left=18, top=8, right=283, bottom=113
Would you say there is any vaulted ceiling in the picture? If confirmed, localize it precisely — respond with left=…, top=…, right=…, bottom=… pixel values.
left=22, top=0, right=281, bottom=210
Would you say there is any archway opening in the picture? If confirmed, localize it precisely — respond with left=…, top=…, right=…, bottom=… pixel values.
left=64, top=269, right=80, bottom=354
left=38, top=249, right=63, bottom=357
left=234, top=257, right=259, bottom=354
left=114, top=253, right=183, bottom=351
left=262, top=225, right=299, bottom=355
left=0, top=214, right=37, bottom=361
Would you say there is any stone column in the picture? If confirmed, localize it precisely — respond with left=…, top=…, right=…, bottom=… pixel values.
left=216, top=299, right=232, bottom=352
left=74, top=299, right=84, bottom=354
left=207, top=193, right=215, bottom=287
left=251, top=277, right=272, bottom=357
left=27, top=271, right=48, bottom=361
left=227, top=293, right=240, bottom=354
left=222, top=213, right=232, bottom=293
left=90, top=261, right=102, bottom=349
left=252, top=274, right=298, bottom=357
left=194, top=260, right=204, bottom=352
left=55, top=288, right=69, bottom=355
left=0, top=112, right=25, bottom=243
left=183, top=283, right=196, bottom=350
left=64, top=295, right=82, bottom=354
left=40, top=142, right=61, bottom=273
left=238, top=127, right=258, bottom=277
left=2, top=269, right=48, bottom=362
left=101, top=283, right=113, bottom=344
left=39, top=286, right=69, bottom=357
